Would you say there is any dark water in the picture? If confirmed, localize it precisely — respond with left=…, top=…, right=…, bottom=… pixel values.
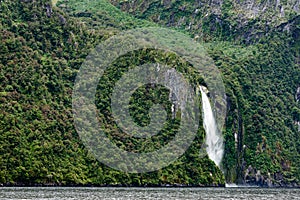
left=0, top=187, right=299, bottom=200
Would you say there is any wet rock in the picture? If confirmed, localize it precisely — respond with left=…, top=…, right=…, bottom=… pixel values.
left=58, top=14, right=66, bottom=25
left=46, top=3, right=52, bottom=18
left=296, top=87, right=300, bottom=102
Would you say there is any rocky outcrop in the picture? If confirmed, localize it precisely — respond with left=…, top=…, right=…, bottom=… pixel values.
left=296, top=87, right=300, bottom=102
left=243, top=165, right=299, bottom=187
left=46, top=3, right=53, bottom=18
left=110, top=0, right=299, bottom=43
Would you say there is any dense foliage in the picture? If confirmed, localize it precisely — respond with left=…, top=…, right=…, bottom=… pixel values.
left=0, top=0, right=224, bottom=186
left=0, top=0, right=299, bottom=186
left=109, top=0, right=300, bottom=185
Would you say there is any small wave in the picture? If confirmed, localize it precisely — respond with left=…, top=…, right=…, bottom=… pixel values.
left=225, top=183, right=239, bottom=188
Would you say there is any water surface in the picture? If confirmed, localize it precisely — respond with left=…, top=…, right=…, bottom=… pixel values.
left=0, top=187, right=299, bottom=200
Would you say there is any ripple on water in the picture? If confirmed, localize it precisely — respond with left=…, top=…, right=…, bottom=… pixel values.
left=0, top=187, right=300, bottom=200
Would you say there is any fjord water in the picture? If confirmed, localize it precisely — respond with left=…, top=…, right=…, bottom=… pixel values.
left=200, top=86, right=224, bottom=167
left=0, top=187, right=299, bottom=200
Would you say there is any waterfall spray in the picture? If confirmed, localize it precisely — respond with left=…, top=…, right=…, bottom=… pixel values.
left=200, top=86, right=224, bottom=167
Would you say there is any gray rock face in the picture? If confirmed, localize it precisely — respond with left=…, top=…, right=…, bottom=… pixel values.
left=112, top=0, right=299, bottom=42
left=296, top=87, right=300, bottom=102
left=243, top=164, right=300, bottom=187
left=234, top=0, right=299, bottom=17
left=201, top=0, right=299, bottom=21
left=163, top=67, right=190, bottom=118
left=46, top=3, right=53, bottom=18
left=58, top=14, right=67, bottom=25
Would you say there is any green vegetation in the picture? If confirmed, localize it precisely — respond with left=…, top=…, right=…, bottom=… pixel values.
left=57, top=0, right=154, bottom=31
left=0, top=0, right=299, bottom=187
left=111, top=0, right=299, bottom=43
left=109, top=0, right=300, bottom=185
left=0, top=0, right=224, bottom=186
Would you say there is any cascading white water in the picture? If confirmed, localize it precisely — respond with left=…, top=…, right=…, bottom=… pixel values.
left=200, top=86, right=224, bottom=167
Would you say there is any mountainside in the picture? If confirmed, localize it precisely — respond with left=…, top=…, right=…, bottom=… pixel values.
left=110, top=0, right=300, bottom=186
left=0, top=0, right=224, bottom=186
left=0, top=0, right=299, bottom=187
left=55, top=0, right=300, bottom=186
left=110, top=0, right=299, bottom=43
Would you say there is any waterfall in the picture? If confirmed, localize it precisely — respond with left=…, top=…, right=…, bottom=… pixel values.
left=200, top=86, right=224, bottom=167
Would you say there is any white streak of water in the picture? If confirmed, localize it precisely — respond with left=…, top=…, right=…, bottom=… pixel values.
left=200, top=86, right=224, bottom=167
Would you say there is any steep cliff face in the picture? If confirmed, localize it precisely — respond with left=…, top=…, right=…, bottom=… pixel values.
left=0, top=0, right=299, bottom=186
left=227, top=0, right=299, bottom=22
left=0, top=0, right=225, bottom=186
left=296, top=87, right=300, bottom=102
left=108, top=0, right=300, bottom=186
left=111, top=0, right=299, bottom=19
left=110, top=0, right=299, bottom=42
